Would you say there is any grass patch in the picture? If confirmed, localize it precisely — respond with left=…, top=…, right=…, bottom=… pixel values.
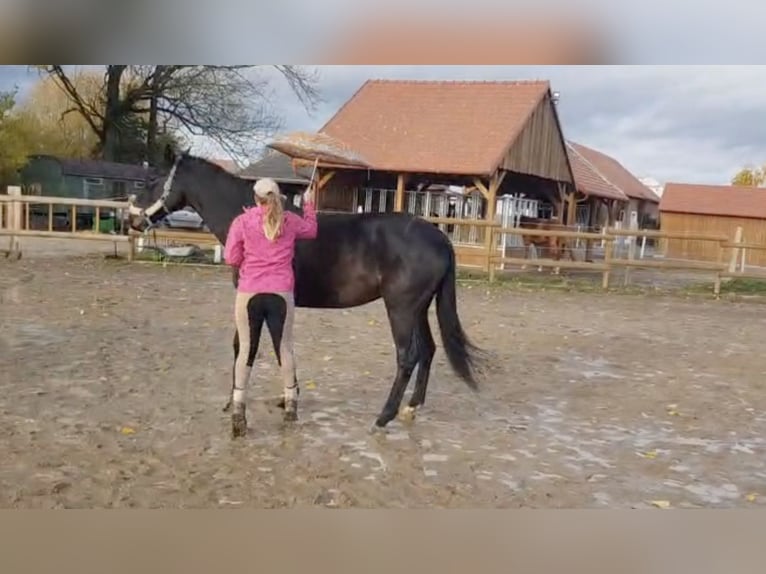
left=683, top=277, right=766, bottom=299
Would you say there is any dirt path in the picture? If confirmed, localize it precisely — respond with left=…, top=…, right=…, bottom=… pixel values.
left=2, top=253, right=765, bottom=508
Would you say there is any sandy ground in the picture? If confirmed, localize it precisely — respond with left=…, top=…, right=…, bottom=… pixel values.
left=2, top=239, right=766, bottom=508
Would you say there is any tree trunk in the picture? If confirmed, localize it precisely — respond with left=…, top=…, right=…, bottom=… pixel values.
left=101, top=65, right=126, bottom=162
left=146, top=91, right=159, bottom=165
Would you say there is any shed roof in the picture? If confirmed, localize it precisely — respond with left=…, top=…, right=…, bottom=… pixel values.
left=318, top=79, right=556, bottom=176
left=567, top=142, right=659, bottom=203
left=29, top=155, right=156, bottom=181
left=565, top=142, right=628, bottom=201
left=660, top=182, right=766, bottom=220
left=239, top=150, right=311, bottom=184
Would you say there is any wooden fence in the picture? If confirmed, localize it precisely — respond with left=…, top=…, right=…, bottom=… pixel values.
left=424, top=216, right=766, bottom=297
left=0, top=187, right=135, bottom=259
left=5, top=192, right=766, bottom=297
left=121, top=215, right=766, bottom=296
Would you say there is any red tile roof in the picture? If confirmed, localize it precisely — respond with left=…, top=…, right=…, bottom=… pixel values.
left=568, top=142, right=660, bottom=203
left=319, top=79, right=554, bottom=176
left=660, top=182, right=766, bottom=219
left=565, top=142, right=628, bottom=201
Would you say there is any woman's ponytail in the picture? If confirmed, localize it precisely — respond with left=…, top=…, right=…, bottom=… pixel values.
left=262, top=191, right=284, bottom=241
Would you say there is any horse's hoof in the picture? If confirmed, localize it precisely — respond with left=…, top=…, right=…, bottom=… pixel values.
left=231, top=412, right=247, bottom=438
left=283, top=400, right=298, bottom=422
left=398, top=405, right=417, bottom=423
left=222, top=399, right=232, bottom=413
left=368, top=422, right=388, bottom=435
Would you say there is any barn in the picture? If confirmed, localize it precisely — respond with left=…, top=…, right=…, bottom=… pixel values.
left=18, top=154, right=157, bottom=230
left=567, top=141, right=660, bottom=230
left=660, top=182, right=766, bottom=267
left=290, top=79, right=577, bottom=268
left=239, top=150, right=311, bottom=207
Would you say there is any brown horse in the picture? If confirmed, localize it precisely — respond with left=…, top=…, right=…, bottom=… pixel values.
left=517, top=216, right=574, bottom=274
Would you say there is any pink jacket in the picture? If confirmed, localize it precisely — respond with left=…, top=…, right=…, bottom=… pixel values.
left=224, top=201, right=318, bottom=293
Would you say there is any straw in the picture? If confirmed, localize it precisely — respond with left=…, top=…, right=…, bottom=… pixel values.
left=266, top=131, right=369, bottom=167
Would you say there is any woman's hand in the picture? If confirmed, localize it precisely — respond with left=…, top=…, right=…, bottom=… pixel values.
left=303, top=184, right=315, bottom=205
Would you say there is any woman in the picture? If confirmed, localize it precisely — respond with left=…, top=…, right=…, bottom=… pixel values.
left=223, top=177, right=317, bottom=435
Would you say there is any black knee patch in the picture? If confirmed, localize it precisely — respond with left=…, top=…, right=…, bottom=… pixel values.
left=247, top=294, right=288, bottom=365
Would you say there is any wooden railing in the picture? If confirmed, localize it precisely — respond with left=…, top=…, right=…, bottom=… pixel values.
left=423, top=216, right=765, bottom=296
left=0, top=187, right=136, bottom=259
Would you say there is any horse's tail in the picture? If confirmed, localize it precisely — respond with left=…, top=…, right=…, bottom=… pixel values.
left=434, top=245, right=487, bottom=390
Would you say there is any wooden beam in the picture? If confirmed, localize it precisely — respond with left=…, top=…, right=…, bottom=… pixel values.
left=472, top=178, right=490, bottom=200
left=494, top=170, right=507, bottom=191
left=394, top=174, right=406, bottom=212
left=318, top=171, right=335, bottom=189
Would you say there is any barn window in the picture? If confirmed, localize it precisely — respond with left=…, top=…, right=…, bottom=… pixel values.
left=83, top=177, right=106, bottom=199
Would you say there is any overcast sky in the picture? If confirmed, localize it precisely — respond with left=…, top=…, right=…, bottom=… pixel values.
left=2, top=65, right=764, bottom=186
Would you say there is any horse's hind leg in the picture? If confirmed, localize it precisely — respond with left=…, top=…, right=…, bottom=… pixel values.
left=399, top=303, right=436, bottom=422
left=372, top=299, right=424, bottom=431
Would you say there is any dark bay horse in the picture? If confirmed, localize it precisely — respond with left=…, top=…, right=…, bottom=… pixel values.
left=128, top=147, right=489, bottom=431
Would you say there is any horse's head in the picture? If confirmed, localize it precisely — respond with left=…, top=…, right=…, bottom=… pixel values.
left=127, top=144, right=193, bottom=232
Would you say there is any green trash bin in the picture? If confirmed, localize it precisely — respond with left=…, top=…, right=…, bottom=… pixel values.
left=95, top=215, right=116, bottom=233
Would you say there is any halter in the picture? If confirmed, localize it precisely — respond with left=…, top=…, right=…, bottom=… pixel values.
left=128, top=153, right=183, bottom=232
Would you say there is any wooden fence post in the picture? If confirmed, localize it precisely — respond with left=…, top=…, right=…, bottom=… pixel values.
left=713, top=240, right=724, bottom=298
left=602, top=231, right=613, bottom=289
left=728, top=226, right=743, bottom=275
left=7, top=186, right=22, bottom=259
left=488, top=225, right=496, bottom=282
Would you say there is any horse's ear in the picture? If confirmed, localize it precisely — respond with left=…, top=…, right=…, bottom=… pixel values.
left=163, top=144, right=176, bottom=168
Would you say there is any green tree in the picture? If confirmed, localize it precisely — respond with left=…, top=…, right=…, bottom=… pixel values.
left=0, top=88, right=35, bottom=187
left=14, top=70, right=102, bottom=158
left=732, top=165, right=766, bottom=187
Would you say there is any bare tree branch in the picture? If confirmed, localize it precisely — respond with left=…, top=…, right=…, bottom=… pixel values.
left=34, top=64, right=322, bottom=163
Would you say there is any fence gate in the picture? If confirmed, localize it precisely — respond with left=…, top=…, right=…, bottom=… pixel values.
left=495, top=195, right=539, bottom=268
left=355, top=188, right=397, bottom=214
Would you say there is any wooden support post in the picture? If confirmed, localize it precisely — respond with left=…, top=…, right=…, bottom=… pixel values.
left=394, top=174, right=406, bottom=212
left=566, top=191, right=577, bottom=226
left=552, top=182, right=565, bottom=224
left=584, top=197, right=599, bottom=262
left=484, top=171, right=502, bottom=279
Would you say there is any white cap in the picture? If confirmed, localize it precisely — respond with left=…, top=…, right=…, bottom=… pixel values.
left=253, top=177, right=282, bottom=199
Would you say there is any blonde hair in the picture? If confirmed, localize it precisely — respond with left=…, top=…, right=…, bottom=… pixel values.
left=259, top=191, right=284, bottom=241
left=253, top=178, right=285, bottom=241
